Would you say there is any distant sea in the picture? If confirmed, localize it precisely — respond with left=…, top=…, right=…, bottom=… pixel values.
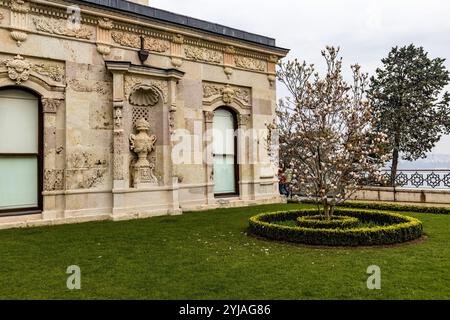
left=396, top=154, right=450, bottom=170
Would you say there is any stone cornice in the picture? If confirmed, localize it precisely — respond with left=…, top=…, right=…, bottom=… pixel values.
left=0, top=0, right=287, bottom=80
left=1, top=0, right=288, bottom=58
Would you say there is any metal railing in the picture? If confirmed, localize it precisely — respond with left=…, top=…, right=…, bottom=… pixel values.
left=380, top=169, right=450, bottom=189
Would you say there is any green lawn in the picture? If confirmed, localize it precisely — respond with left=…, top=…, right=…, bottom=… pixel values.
left=1, top=203, right=450, bottom=300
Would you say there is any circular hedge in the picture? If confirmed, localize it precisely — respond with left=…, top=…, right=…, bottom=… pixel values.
left=249, top=208, right=423, bottom=247
left=297, top=215, right=359, bottom=229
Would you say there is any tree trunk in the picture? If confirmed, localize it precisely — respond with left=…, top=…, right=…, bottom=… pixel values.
left=390, top=133, right=400, bottom=187
left=322, top=199, right=330, bottom=219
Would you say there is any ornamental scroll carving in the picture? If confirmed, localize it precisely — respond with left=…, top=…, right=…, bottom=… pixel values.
left=32, top=17, right=93, bottom=39
left=129, top=118, right=158, bottom=186
left=1, top=55, right=65, bottom=85
left=32, top=63, right=64, bottom=82
left=111, top=31, right=170, bottom=53
left=184, top=46, right=223, bottom=64
left=234, top=56, right=266, bottom=72
left=203, top=82, right=251, bottom=106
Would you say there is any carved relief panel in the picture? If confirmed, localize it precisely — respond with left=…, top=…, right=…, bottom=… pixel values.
left=0, top=54, right=65, bottom=85
left=202, top=81, right=252, bottom=109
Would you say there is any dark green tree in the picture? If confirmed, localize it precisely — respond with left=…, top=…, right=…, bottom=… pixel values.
left=368, top=44, right=450, bottom=186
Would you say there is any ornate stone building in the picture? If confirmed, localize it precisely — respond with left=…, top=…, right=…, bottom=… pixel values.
left=0, top=0, right=289, bottom=229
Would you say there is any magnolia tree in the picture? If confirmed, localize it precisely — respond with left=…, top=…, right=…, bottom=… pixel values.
left=271, top=47, right=390, bottom=217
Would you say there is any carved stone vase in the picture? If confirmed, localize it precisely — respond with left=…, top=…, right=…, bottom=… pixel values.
left=129, top=118, right=158, bottom=187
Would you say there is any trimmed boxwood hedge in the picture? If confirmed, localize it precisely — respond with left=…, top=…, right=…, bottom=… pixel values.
left=297, top=199, right=450, bottom=215
left=297, top=215, right=359, bottom=229
left=249, top=208, right=423, bottom=247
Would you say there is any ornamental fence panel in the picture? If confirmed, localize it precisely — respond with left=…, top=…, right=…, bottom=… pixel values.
left=378, top=169, right=450, bottom=189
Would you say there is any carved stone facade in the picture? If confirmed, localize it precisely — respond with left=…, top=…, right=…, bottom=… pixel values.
left=0, top=0, right=288, bottom=229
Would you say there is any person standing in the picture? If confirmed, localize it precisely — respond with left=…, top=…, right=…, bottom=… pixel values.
left=278, top=169, right=288, bottom=196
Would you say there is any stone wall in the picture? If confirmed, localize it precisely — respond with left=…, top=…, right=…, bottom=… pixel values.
left=353, top=187, right=450, bottom=205
left=0, top=0, right=287, bottom=229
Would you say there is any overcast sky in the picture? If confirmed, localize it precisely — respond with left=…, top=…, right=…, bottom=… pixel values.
left=152, top=0, right=450, bottom=157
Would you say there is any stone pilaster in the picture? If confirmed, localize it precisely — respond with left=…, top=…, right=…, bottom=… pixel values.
left=41, top=98, right=64, bottom=218
left=223, top=46, right=235, bottom=79
left=204, top=110, right=215, bottom=204
left=267, top=55, right=279, bottom=86
left=111, top=72, right=126, bottom=189
left=237, top=114, right=252, bottom=201
left=96, top=18, right=113, bottom=57
left=170, top=34, right=184, bottom=68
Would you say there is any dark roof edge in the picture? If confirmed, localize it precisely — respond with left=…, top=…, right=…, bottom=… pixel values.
left=70, top=0, right=289, bottom=53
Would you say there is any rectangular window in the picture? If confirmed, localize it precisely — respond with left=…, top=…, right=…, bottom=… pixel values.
left=213, top=109, right=237, bottom=195
left=213, top=155, right=236, bottom=194
left=0, top=90, right=40, bottom=213
left=0, top=156, right=38, bottom=210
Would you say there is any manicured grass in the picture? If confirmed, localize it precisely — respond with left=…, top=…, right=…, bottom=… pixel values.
left=0, top=203, right=450, bottom=300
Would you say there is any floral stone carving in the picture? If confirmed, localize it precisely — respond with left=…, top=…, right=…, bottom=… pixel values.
left=129, top=118, right=158, bottom=187
left=184, top=46, right=223, bottom=64
left=111, top=31, right=170, bottom=53
left=33, top=17, right=93, bottom=39
left=234, top=56, right=266, bottom=72
left=4, top=55, right=31, bottom=84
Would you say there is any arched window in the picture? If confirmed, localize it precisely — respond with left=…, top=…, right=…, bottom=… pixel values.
left=0, top=89, right=41, bottom=215
left=213, top=107, right=239, bottom=196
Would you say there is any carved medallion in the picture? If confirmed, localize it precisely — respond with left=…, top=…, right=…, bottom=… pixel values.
left=4, top=55, right=31, bottom=84
left=222, top=84, right=234, bottom=104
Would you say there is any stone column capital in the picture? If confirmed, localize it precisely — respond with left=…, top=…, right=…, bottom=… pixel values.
left=41, top=98, right=63, bottom=114
left=204, top=110, right=214, bottom=124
